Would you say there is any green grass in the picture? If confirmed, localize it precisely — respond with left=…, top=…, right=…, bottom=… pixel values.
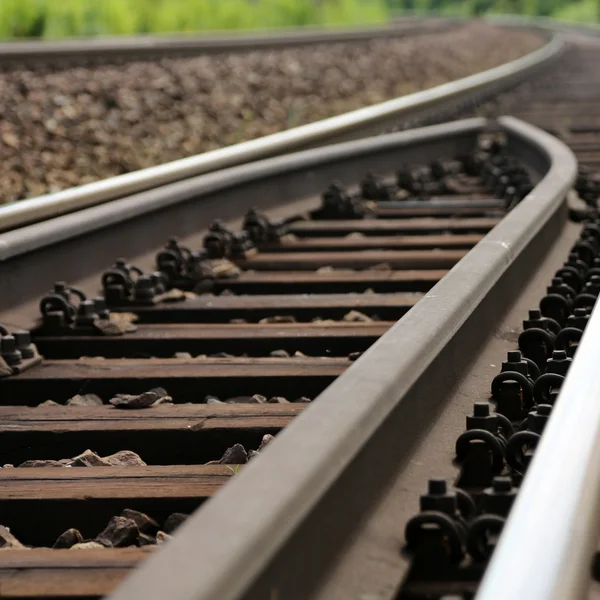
left=390, top=0, right=600, bottom=21
left=0, top=0, right=390, bottom=39
left=552, top=0, right=598, bottom=21
left=5, top=0, right=597, bottom=43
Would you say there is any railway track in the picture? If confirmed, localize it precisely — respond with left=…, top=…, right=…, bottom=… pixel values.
left=0, top=17, right=457, bottom=67
left=1, top=22, right=600, bottom=600
left=0, top=115, right=572, bottom=599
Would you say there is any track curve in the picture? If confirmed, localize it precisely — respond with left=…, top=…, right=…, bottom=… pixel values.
left=2, top=21, right=600, bottom=600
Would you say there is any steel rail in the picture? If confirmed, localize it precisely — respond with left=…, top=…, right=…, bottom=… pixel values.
left=0, top=118, right=486, bottom=314
left=0, top=30, right=560, bottom=234
left=106, top=116, right=576, bottom=600
left=476, top=287, right=600, bottom=596
left=0, top=118, right=485, bottom=264
left=0, top=17, right=456, bottom=63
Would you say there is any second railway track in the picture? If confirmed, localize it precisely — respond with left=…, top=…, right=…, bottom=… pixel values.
left=2, top=23, right=600, bottom=600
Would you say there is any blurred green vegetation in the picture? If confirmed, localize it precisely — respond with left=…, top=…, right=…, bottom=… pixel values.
left=551, top=0, right=597, bottom=20
left=387, top=0, right=599, bottom=19
left=0, top=0, right=596, bottom=40
left=0, top=0, right=389, bottom=39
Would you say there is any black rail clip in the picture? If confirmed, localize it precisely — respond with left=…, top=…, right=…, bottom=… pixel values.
left=312, top=182, right=370, bottom=220
left=404, top=480, right=476, bottom=566
left=242, top=208, right=286, bottom=245
left=491, top=350, right=536, bottom=421
left=455, top=402, right=512, bottom=488
left=102, top=261, right=169, bottom=308
left=203, top=220, right=255, bottom=260
left=38, top=281, right=130, bottom=338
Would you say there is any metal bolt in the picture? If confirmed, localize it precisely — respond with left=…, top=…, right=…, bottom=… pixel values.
left=529, top=309, right=542, bottom=320
left=53, top=282, right=69, bottom=299
left=428, top=480, right=447, bottom=495
left=151, top=272, right=167, bottom=293
left=483, top=476, right=517, bottom=516
left=135, top=276, right=157, bottom=302
left=467, top=402, right=498, bottom=433
left=552, top=350, right=567, bottom=360
left=80, top=301, right=95, bottom=315
left=526, top=404, right=552, bottom=433
left=503, top=350, right=530, bottom=376
left=76, top=300, right=98, bottom=327
left=43, top=311, right=66, bottom=330
left=13, top=331, right=34, bottom=359
left=473, top=403, right=490, bottom=417
left=492, top=477, right=513, bottom=493
left=420, top=480, right=457, bottom=517
left=507, top=350, right=521, bottom=362
left=1, top=336, right=22, bottom=366
left=537, top=404, right=552, bottom=416
left=136, top=276, right=155, bottom=290
left=93, top=297, right=110, bottom=320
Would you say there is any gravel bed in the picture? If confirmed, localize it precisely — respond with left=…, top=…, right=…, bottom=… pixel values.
left=2, top=434, right=276, bottom=469
left=0, top=23, right=542, bottom=202
left=0, top=510, right=187, bottom=550
left=38, top=388, right=313, bottom=407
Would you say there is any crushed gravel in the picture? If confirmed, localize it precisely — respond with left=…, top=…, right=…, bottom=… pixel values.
left=0, top=23, right=542, bottom=202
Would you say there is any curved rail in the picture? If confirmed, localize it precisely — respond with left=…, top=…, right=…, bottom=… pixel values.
left=0, top=30, right=560, bottom=234
left=0, top=118, right=483, bottom=263
left=0, top=17, right=457, bottom=64
left=0, top=117, right=486, bottom=313
left=105, top=116, right=577, bottom=600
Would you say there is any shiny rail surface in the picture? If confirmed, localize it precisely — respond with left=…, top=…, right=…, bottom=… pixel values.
left=104, top=117, right=576, bottom=600
left=0, top=18, right=456, bottom=63
left=0, top=28, right=558, bottom=234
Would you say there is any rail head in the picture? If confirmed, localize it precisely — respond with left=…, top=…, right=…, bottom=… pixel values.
left=0, top=29, right=560, bottom=233
left=105, top=117, right=576, bottom=600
